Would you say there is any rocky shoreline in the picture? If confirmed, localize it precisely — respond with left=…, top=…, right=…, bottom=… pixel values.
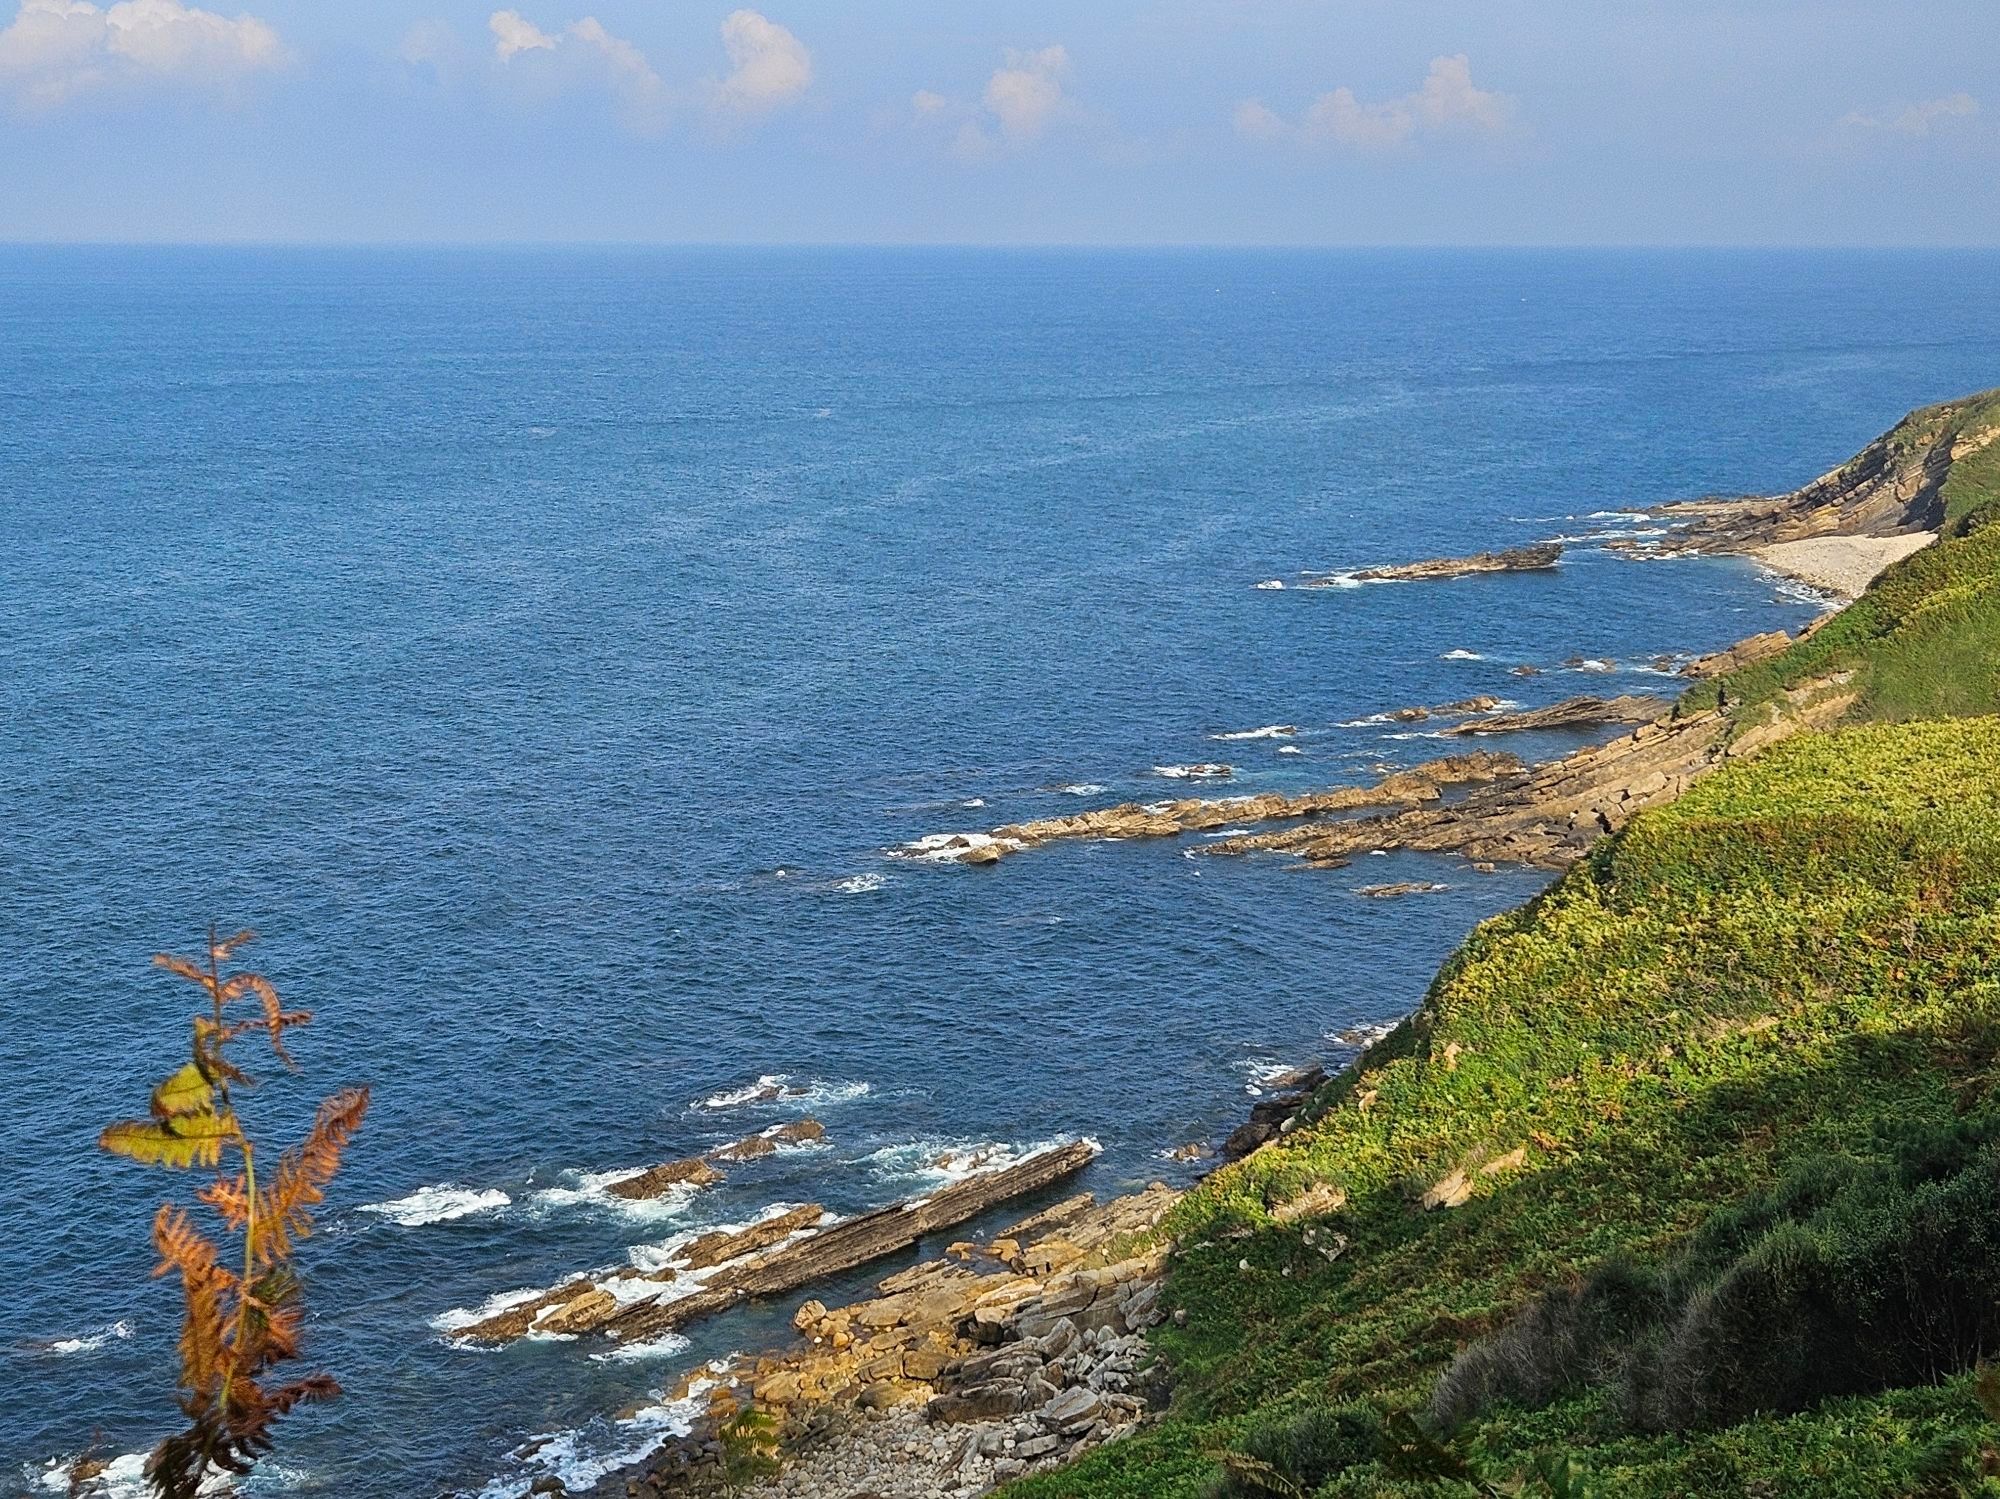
left=501, top=400, right=1980, bottom=1499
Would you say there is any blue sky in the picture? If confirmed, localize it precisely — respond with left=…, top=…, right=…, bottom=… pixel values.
left=0, top=0, right=1994, bottom=244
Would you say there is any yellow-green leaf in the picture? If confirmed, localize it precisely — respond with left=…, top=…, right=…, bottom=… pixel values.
left=101, top=1109, right=239, bottom=1169
left=149, top=1063, right=214, bottom=1122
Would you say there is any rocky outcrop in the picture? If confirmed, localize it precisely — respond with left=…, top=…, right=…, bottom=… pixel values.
left=1443, top=694, right=1669, bottom=736
left=1356, top=882, right=1450, bottom=899
left=899, top=753, right=1524, bottom=866
left=1379, top=696, right=1503, bottom=723
left=611, top=1187, right=1183, bottom=1499
left=1339, top=543, right=1564, bottom=584
left=1679, top=630, right=1792, bottom=680
left=1652, top=388, right=2000, bottom=548
left=1204, top=673, right=1859, bottom=870
left=608, top=1156, right=728, bottom=1202
left=1221, top=1067, right=1327, bottom=1162
left=450, top=1141, right=1100, bottom=1347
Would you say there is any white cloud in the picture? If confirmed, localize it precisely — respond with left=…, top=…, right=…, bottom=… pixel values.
left=1232, top=97, right=1285, bottom=142
left=0, top=0, right=282, bottom=108
left=915, top=42, right=1074, bottom=161
left=1238, top=54, right=1515, bottom=153
left=1840, top=92, right=1979, bottom=137
left=487, top=8, right=553, bottom=60
left=710, top=8, right=809, bottom=116
left=488, top=8, right=667, bottom=133
left=983, top=43, right=1066, bottom=141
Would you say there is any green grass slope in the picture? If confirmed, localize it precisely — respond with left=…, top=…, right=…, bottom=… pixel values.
left=1008, top=721, right=2000, bottom=1498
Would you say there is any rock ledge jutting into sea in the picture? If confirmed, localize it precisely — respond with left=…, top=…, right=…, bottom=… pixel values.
left=1345, top=542, right=1563, bottom=583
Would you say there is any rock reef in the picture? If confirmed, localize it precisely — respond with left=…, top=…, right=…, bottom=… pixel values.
left=901, top=753, right=1523, bottom=866
left=1336, top=542, right=1564, bottom=584
left=1443, top=693, right=1668, bottom=736
left=450, top=1141, right=1100, bottom=1347
left=1203, top=673, right=1859, bottom=869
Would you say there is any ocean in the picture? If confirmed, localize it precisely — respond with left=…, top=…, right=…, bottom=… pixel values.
left=5, top=246, right=1999, bottom=1496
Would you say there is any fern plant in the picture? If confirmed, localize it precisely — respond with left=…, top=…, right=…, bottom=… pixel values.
left=98, top=928, right=368, bottom=1499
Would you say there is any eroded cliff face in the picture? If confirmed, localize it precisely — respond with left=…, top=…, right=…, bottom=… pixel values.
left=1657, top=388, right=2000, bottom=547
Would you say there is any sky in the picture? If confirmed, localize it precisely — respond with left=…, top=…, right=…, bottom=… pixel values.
left=0, top=0, right=1995, bottom=245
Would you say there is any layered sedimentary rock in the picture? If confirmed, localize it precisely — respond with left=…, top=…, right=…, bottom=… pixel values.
left=1652, top=389, right=2000, bottom=548
left=451, top=1141, right=1100, bottom=1347
left=900, top=752, right=1523, bottom=866
left=1679, top=630, right=1792, bottom=680
left=1443, top=694, right=1668, bottom=736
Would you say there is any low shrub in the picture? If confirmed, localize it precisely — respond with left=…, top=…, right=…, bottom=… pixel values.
left=1204, top=1404, right=1382, bottom=1498
left=1433, top=1126, right=2000, bottom=1435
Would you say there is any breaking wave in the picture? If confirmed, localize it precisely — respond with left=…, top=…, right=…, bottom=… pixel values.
left=1209, top=725, right=1296, bottom=741
left=39, top=1319, right=134, bottom=1356
left=361, top=1185, right=511, bottom=1228
left=697, top=1073, right=872, bottom=1110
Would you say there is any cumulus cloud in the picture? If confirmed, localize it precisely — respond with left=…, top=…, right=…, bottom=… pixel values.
left=1237, top=54, right=1515, bottom=153
left=1840, top=92, right=1979, bottom=137
left=0, top=0, right=283, bottom=108
left=709, top=8, right=809, bottom=116
left=488, top=7, right=667, bottom=132
left=983, top=43, right=1067, bottom=141
left=915, top=42, right=1074, bottom=161
left=487, top=8, right=553, bottom=60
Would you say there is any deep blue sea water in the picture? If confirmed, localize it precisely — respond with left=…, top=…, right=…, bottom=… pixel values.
left=4, top=247, right=1999, bottom=1497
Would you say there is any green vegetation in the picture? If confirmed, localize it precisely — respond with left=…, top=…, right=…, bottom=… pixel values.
left=1000, top=718, right=2000, bottom=1495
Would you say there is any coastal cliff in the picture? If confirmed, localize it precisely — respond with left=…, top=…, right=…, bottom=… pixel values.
left=585, top=389, right=2000, bottom=1499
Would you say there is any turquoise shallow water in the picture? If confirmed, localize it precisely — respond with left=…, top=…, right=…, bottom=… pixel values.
left=4, top=246, right=1999, bottom=1496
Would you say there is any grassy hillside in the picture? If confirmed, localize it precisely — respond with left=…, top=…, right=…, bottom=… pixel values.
left=1007, top=720, right=2000, bottom=1498
left=1001, top=398, right=2000, bottom=1499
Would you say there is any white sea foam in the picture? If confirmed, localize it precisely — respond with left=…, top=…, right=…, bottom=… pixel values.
left=1153, top=764, right=1233, bottom=780
left=1278, top=744, right=1302, bottom=754
left=1209, top=725, right=1296, bottom=741
left=962, top=798, right=986, bottom=808
left=43, top=1319, right=134, bottom=1356
left=361, top=1185, right=511, bottom=1227
left=1054, top=782, right=1107, bottom=796
left=1587, top=510, right=1651, bottom=522
left=1253, top=579, right=1285, bottom=590
left=526, top=1167, right=699, bottom=1225
left=589, top=1330, right=693, bottom=1363
left=1238, top=1059, right=1309, bottom=1097
left=1570, top=659, right=1618, bottom=673
left=862, top=1134, right=1092, bottom=1189
left=830, top=872, right=887, bottom=894
left=475, top=1374, right=717, bottom=1499
left=893, top=831, right=1027, bottom=863
left=37, top=1452, right=306, bottom=1496
left=1206, top=828, right=1254, bottom=838
left=432, top=1287, right=547, bottom=1335
left=696, top=1073, right=871, bottom=1110
left=1328, top=1020, right=1399, bottom=1050
left=1440, top=649, right=1485, bottom=661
